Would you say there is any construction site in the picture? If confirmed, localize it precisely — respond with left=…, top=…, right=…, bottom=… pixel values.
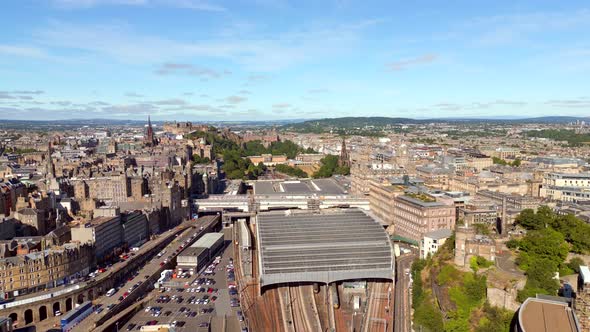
left=231, top=208, right=395, bottom=332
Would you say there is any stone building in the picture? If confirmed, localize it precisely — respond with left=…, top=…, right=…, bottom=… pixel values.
left=13, top=208, right=47, bottom=236
left=368, top=180, right=404, bottom=230
left=71, top=215, right=122, bottom=261
left=457, top=204, right=498, bottom=227
left=476, top=190, right=541, bottom=210
left=0, top=242, right=93, bottom=297
left=392, top=194, right=456, bottom=243
left=71, top=174, right=129, bottom=203
left=350, top=163, right=405, bottom=195
left=454, top=225, right=498, bottom=267
left=121, top=212, right=148, bottom=248
left=248, top=154, right=287, bottom=166
left=416, top=165, right=452, bottom=190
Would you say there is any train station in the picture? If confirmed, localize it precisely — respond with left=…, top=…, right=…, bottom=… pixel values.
left=256, top=209, right=395, bottom=289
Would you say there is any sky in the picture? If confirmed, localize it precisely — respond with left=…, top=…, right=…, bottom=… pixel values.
left=1, top=0, right=590, bottom=121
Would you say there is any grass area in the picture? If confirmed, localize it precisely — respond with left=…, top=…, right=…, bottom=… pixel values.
left=406, top=192, right=436, bottom=203
left=412, top=234, right=514, bottom=332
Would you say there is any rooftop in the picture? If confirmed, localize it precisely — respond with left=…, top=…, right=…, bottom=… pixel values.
left=397, top=194, right=444, bottom=207
left=518, top=297, right=580, bottom=332
left=191, top=232, right=224, bottom=249
left=253, top=178, right=348, bottom=196
left=256, top=209, right=394, bottom=288
left=86, top=216, right=119, bottom=227
left=178, top=246, right=207, bottom=258
left=424, top=229, right=453, bottom=240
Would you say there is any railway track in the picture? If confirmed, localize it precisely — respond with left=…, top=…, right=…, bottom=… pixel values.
left=312, top=285, right=330, bottom=331
left=289, top=285, right=313, bottom=332
left=237, top=220, right=285, bottom=332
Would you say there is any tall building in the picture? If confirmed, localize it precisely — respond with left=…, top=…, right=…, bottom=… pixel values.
left=368, top=180, right=404, bottom=230
left=392, top=193, right=455, bottom=243
left=46, top=142, right=55, bottom=179
left=71, top=216, right=122, bottom=261
left=145, top=115, right=156, bottom=147
left=339, top=137, right=351, bottom=167
left=0, top=242, right=93, bottom=296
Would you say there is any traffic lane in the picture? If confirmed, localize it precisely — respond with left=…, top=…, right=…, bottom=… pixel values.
left=394, top=253, right=415, bottom=332
left=89, top=223, right=210, bottom=322
left=135, top=237, right=241, bottom=331
left=127, top=303, right=214, bottom=331
left=209, top=240, right=243, bottom=331
left=126, top=288, right=216, bottom=331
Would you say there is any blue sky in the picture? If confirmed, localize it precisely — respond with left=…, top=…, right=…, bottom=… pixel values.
left=1, top=0, right=589, bottom=121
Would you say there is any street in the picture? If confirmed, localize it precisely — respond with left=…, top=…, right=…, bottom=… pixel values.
left=394, top=252, right=417, bottom=332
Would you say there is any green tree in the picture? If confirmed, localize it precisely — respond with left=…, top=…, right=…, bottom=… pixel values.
left=275, top=164, right=308, bottom=178
left=506, top=239, right=520, bottom=249
left=312, top=155, right=346, bottom=178
left=492, top=157, right=508, bottom=165
left=414, top=301, right=444, bottom=332
left=476, top=302, right=513, bottom=332
left=567, top=257, right=586, bottom=273
left=515, top=209, right=543, bottom=230
left=192, top=155, right=211, bottom=164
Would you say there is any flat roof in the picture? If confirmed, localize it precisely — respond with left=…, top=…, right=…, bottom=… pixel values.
left=87, top=216, right=119, bottom=227
left=256, top=209, right=394, bottom=288
left=397, top=195, right=445, bottom=208
left=253, top=178, right=347, bottom=196
left=424, top=229, right=453, bottom=240
left=191, top=232, right=224, bottom=249
left=518, top=297, right=580, bottom=332
left=178, top=246, right=207, bottom=257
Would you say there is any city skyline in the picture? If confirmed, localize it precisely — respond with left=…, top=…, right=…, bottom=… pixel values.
left=1, top=0, right=590, bottom=121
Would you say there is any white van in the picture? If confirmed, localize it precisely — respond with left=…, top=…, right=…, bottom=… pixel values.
left=106, top=288, right=116, bottom=297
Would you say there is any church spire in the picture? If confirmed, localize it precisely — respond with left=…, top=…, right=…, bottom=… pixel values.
left=145, top=115, right=155, bottom=146
left=339, top=136, right=351, bottom=167
left=47, top=141, right=55, bottom=178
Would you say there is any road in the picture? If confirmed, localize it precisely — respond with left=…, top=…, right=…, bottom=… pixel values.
left=394, top=253, right=416, bottom=332
left=26, top=219, right=205, bottom=332
left=121, top=229, right=242, bottom=332
left=72, top=216, right=218, bottom=331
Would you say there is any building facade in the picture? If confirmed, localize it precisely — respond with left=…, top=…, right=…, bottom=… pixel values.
left=420, top=228, right=453, bottom=259
left=393, top=194, right=456, bottom=243
left=0, top=242, right=93, bottom=296
left=71, top=216, right=122, bottom=261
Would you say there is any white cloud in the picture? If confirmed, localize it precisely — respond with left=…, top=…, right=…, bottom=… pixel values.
left=0, top=44, right=48, bottom=58
left=28, top=18, right=381, bottom=70
left=52, top=0, right=225, bottom=11
left=387, top=54, right=438, bottom=71
left=462, top=9, right=590, bottom=46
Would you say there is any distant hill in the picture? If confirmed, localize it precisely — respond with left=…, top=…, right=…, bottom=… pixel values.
left=0, top=118, right=307, bottom=129
left=1, top=116, right=588, bottom=131
left=282, top=116, right=590, bottom=133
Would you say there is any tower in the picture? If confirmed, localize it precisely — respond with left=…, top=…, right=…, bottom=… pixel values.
left=339, top=137, right=351, bottom=167
left=454, top=225, right=475, bottom=267
left=145, top=115, right=155, bottom=146
left=46, top=142, right=55, bottom=178
left=500, top=196, right=507, bottom=236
